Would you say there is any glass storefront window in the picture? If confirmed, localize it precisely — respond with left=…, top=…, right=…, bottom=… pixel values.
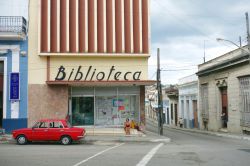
left=117, top=95, right=139, bottom=125
left=71, top=87, right=140, bottom=126
left=95, top=96, right=118, bottom=126
left=72, top=97, right=94, bottom=126
left=95, top=95, right=139, bottom=126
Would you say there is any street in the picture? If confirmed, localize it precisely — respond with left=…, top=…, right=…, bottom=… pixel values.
left=1, top=128, right=250, bottom=166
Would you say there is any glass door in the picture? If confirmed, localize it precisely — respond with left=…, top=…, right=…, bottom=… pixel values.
left=71, top=97, right=94, bottom=126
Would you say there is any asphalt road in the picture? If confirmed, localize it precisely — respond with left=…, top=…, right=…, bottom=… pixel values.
left=161, top=128, right=250, bottom=166
left=1, top=128, right=250, bottom=166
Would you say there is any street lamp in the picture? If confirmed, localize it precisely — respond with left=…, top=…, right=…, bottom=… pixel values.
left=216, top=38, right=250, bottom=54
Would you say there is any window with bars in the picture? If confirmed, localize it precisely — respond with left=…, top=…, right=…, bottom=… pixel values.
left=239, top=76, right=250, bottom=127
left=200, top=84, right=209, bottom=120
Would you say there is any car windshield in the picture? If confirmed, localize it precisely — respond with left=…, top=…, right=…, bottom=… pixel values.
left=32, top=122, right=40, bottom=128
left=32, top=122, right=48, bottom=128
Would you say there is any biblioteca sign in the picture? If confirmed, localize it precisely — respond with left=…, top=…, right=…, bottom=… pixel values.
left=55, top=65, right=142, bottom=81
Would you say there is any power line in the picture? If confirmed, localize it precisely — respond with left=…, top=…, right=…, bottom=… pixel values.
left=161, top=68, right=197, bottom=71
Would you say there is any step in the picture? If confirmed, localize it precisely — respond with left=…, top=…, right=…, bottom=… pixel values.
left=84, top=127, right=143, bottom=136
left=0, top=129, right=5, bottom=135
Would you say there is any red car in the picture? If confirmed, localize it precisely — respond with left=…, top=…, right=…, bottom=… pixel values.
left=12, top=119, right=86, bottom=145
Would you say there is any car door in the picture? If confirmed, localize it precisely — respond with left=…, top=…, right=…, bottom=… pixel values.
left=47, top=121, right=65, bottom=141
left=31, top=121, right=50, bottom=141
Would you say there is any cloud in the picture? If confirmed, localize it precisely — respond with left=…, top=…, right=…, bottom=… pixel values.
left=149, top=0, right=250, bottom=84
left=1, top=0, right=250, bottom=85
left=0, top=0, right=28, bottom=19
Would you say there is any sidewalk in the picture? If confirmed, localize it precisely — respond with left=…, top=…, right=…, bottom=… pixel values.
left=164, top=125, right=250, bottom=141
left=0, top=134, right=13, bottom=143
left=0, top=131, right=171, bottom=144
left=83, top=131, right=170, bottom=144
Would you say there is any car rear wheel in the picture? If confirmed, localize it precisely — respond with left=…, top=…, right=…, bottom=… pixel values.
left=61, top=136, right=71, bottom=145
left=17, top=135, right=27, bottom=145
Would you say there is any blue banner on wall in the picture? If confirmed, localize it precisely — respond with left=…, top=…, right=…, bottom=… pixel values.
left=10, top=72, right=20, bottom=100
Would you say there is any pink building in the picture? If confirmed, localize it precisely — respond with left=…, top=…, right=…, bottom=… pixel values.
left=28, top=0, right=154, bottom=130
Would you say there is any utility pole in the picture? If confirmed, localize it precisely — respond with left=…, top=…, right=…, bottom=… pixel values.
left=239, top=36, right=242, bottom=47
left=157, top=48, right=163, bottom=135
left=246, top=12, right=250, bottom=68
left=203, top=40, right=206, bottom=63
left=246, top=12, right=250, bottom=53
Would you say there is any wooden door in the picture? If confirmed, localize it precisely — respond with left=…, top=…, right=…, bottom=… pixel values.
left=0, top=73, right=3, bottom=128
left=221, top=88, right=228, bottom=108
left=221, top=87, right=228, bottom=128
left=175, top=104, right=178, bottom=126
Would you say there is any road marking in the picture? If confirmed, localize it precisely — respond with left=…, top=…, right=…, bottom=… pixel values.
left=72, top=143, right=125, bottom=166
left=151, top=138, right=171, bottom=143
left=136, top=143, right=164, bottom=166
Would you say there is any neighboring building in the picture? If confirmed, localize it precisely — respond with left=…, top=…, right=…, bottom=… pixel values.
left=178, top=74, right=199, bottom=129
left=145, top=85, right=171, bottom=124
left=145, top=85, right=158, bottom=121
left=28, top=0, right=154, bottom=129
left=0, top=16, right=28, bottom=133
left=197, top=46, right=250, bottom=134
left=162, top=86, right=170, bottom=124
left=164, top=85, right=178, bottom=126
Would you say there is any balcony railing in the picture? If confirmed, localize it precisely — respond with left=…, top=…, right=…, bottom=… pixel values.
left=0, top=16, right=27, bottom=40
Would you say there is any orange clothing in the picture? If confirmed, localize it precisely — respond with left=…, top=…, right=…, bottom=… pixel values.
left=130, top=121, right=135, bottom=129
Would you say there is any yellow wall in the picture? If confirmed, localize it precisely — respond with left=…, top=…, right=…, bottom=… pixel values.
left=50, top=57, right=148, bottom=81
left=28, top=0, right=47, bottom=84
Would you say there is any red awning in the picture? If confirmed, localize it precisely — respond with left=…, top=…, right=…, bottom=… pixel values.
left=46, top=80, right=156, bottom=86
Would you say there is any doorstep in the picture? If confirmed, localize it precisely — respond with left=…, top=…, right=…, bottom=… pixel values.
left=0, top=128, right=5, bottom=135
left=85, top=127, right=144, bottom=136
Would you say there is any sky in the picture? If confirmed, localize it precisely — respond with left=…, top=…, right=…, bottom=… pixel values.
left=150, top=0, right=250, bottom=84
left=1, top=0, right=250, bottom=84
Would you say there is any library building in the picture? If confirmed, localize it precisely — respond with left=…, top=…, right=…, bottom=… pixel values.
left=28, top=0, right=154, bottom=129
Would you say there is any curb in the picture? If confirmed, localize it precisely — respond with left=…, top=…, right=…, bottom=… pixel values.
left=0, top=134, right=171, bottom=144
left=82, top=134, right=171, bottom=144
left=82, top=138, right=170, bottom=144
left=165, top=126, right=250, bottom=141
left=0, top=136, right=13, bottom=144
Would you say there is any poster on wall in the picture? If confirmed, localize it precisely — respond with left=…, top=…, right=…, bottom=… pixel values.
left=96, top=97, right=113, bottom=120
left=9, top=72, right=20, bottom=100
left=113, top=99, right=124, bottom=107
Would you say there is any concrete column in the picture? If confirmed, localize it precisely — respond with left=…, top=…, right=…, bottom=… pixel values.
left=140, top=86, right=145, bottom=126
left=11, top=50, right=20, bottom=119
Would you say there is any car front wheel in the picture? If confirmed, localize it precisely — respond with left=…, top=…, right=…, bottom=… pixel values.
left=17, top=135, right=27, bottom=145
left=61, top=136, right=71, bottom=145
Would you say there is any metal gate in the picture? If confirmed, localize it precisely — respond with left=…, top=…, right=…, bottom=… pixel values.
left=239, top=76, right=250, bottom=127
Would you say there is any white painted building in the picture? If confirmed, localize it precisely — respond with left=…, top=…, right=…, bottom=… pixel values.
left=145, top=85, right=173, bottom=125
left=178, top=74, right=199, bottom=129
left=145, top=85, right=158, bottom=121
left=197, top=46, right=250, bottom=134
left=162, top=88, right=170, bottom=125
left=164, top=85, right=178, bottom=126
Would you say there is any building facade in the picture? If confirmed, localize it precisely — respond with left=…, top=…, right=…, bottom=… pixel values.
left=197, top=46, right=250, bottom=134
left=178, top=74, right=199, bottom=129
left=145, top=85, right=158, bottom=121
left=0, top=16, right=28, bottom=133
left=28, top=0, right=153, bottom=128
left=162, top=86, right=170, bottom=125
left=164, top=85, right=178, bottom=126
